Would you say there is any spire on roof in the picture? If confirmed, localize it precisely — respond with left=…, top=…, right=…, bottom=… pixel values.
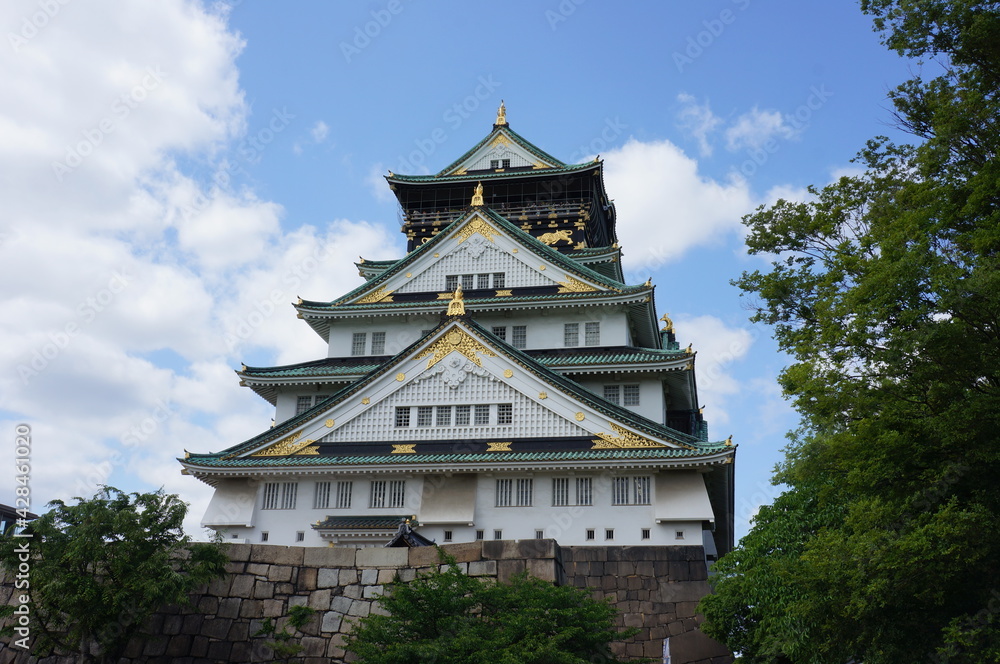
left=495, top=100, right=507, bottom=126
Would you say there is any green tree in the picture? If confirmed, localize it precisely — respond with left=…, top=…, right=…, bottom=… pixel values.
left=0, top=487, right=228, bottom=664
left=699, top=1, right=1000, bottom=662
left=346, top=554, right=641, bottom=664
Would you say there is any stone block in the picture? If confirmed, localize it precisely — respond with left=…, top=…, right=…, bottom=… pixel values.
left=322, top=611, right=343, bottom=633
left=396, top=568, right=416, bottom=582
left=669, top=561, right=689, bottom=581
left=182, top=613, right=204, bottom=634
left=225, top=542, right=252, bottom=561
left=343, top=584, right=363, bottom=599
left=230, top=574, right=254, bottom=598
left=348, top=599, right=372, bottom=617
left=142, top=635, right=169, bottom=657
left=526, top=558, right=556, bottom=582
left=361, top=568, right=379, bottom=584
left=339, top=568, right=360, bottom=585
left=190, top=635, right=209, bottom=657
left=228, top=621, right=250, bottom=641
left=318, top=568, right=341, bottom=588
left=289, top=594, right=309, bottom=607
left=363, top=584, right=383, bottom=599
left=468, top=559, right=497, bottom=576
left=231, top=642, right=252, bottom=663
left=197, top=595, right=219, bottom=614
left=206, top=640, right=232, bottom=661
left=276, top=581, right=295, bottom=595
left=308, top=588, right=332, bottom=610
left=162, top=614, right=183, bottom=635
left=247, top=562, right=270, bottom=576
left=668, top=627, right=733, bottom=662
left=303, top=546, right=357, bottom=567
left=301, top=636, right=327, bottom=657
left=263, top=598, right=285, bottom=617
left=677, top=600, right=700, bottom=618
left=297, top=566, right=318, bottom=591
left=377, top=568, right=398, bottom=584
left=635, top=561, right=654, bottom=577
left=208, top=575, right=232, bottom=596
left=656, top=580, right=711, bottom=604
left=439, top=561, right=467, bottom=573
left=165, top=634, right=191, bottom=658
left=371, top=601, right=391, bottom=616
left=440, top=540, right=482, bottom=563
left=690, top=561, right=709, bottom=581
left=250, top=544, right=305, bottom=566
left=253, top=580, right=275, bottom=599
left=239, top=599, right=263, bottom=618
left=200, top=617, right=232, bottom=640
left=356, top=546, right=408, bottom=567
left=407, top=544, right=443, bottom=566
left=331, top=594, right=354, bottom=613
left=497, top=559, right=525, bottom=583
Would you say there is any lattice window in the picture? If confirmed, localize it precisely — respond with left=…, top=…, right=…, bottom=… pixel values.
left=395, top=407, right=410, bottom=427
left=516, top=478, right=533, bottom=506
left=351, top=332, right=367, bottom=356
left=296, top=396, right=312, bottom=415
left=455, top=405, right=471, bottom=426
left=497, top=403, right=513, bottom=425
left=552, top=478, right=569, bottom=507
left=313, top=481, right=331, bottom=509
left=388, top=480, right=406, bottom=508
left=315, top=394, right=330, bottom=404
left=262, top=482, right=280, bottom=510
left=461, top=274, right=474, bottom=290
left=623, top=384, right=640, bottom=406
left=612, top=476, right=651, bottom=505
left=501, top=159, right=511, bottom=168
left=477, top=273, right=491, bottom=289
left=336, top=481, right=353, bottom=509
left=512, top=325, right=526, bottom=349
left=564, top=323, right=579, bottom=347
left=491, top=326, right=507, bottom=341
left=280, top=482, right=297, bottom=510
left=576, top=477, right=593, bottom=506
left=417, top=406, right=433, bottom=427
left=369, top=481, right=387, bottom=508
left=490, top=159, right=499, bottom=169
left=474, top=404, right=490, bottom=426
left=612, top=477, right=630, bottom=506
left=445, top=275, right=458, bottom=291
left=585, top=322, right=600, bottom=346
left=634, top=476, right=651, bottom=505
left=495, top=479, right=513, bottom=507
left=436, top=406, right=452, bottom=426
left=371, top=332, right=386, bottom=355
left=603, top=385, right=620, bottom=405
left=493, top=272, right=505, bottom=288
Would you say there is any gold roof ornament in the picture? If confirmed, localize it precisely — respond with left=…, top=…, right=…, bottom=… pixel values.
left=685, top=343, right=693, bottom=354
left=660, top=313, right=674, bottom=333
left=645, top=277, right=652, bottom=288
left=495, top=100, right=507, bottom=126
left=471, top=181, right=484, bottom=207
left=447, top=283, right=466, bottom=316
left=725, top=435, right=733, bottom=447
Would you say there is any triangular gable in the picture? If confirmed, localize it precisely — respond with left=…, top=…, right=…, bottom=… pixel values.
left=227, top=318, right=699, bottom=460
left=437, top=126, right=566, bottom=177
left=330, top=208, right=627, bottom=307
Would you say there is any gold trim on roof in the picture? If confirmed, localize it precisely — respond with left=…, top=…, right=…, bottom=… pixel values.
left=456, top=217, right=498, bottom=244
left=503, top=369, right=513, bottom=378
left=494, top=101, right=507, bottom=126
left=495, top=289, right=512, bottom=297
left=591, top=423, right=667, bottom=450
left=296, top=445, right=320, bottom=455
left=660, top=313, right=674, bottom=333
left=355, top=286, right=395, bottom=304
left=487, top=442, right=512, bottom=452
left=417, top=328, right=496, bottom=370
left=557, top=277, right=598, bottom=293
left=392, top=444, right=416, bottom=454
left=251, top=432, right=316, bottom=457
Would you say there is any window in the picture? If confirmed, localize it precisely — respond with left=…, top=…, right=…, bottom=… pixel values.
left=477, top=273, right=491, bottom=289
left=585, top=322, right=600, bottom=346
left=564, top=323, right=579, bottom=347
left=497, top=403, right=513, bottom=425
left=445, top=275, right=458, bottom=291
left=443, top=530, right=453, bottom=542
left=351, top=332, right=367, bottom=356
left=494, top=529, right=503, bottom=540
left=612, top=476, right=651, bottom=505
left=576, top=477, right=593, bottom=506
left=586, top=528, right=595, bottom=541
left=371, top=332, right=386, bottom=355
left=495, top=478, right=513, bottom=507
left=296, top=531, right=305, bottom=542
left=395, top=407, right=410, bottom=428
left=417, top=406, right=433, bottom=427
left=642, top=528, right=651, bottom=540
left=461, top=274, right=474, bottom=290
left=475, top=529, right=484, bottom=540
left=474, top=404, right=490, bottom=426
left=623, top=384, right=640, bottom=406
left=436, top=406, right=452, bottom=426
left=603, top=385, right=620, bottom=405
left=535, top=530, right=544, bottom=539
left=605, top=528, right=615, bottom=541
left=260, top=531, right=269, bottom=542
left=262, top=482, right=297, bottom=510
left=296, top=396, right=312, bottom=415
left=516, top=478, right=533, bottom=506
left=491, top=325, right=507, bottom=341
left=492, top=272, right=505, bottom=288
left=336, top=481, right=353, bottom=509
left=502, top=159, right=511, bottom=168
left=552, top=478, right=569, bottom=507
left=370, top=480, right=405, bottom=509
left=512, top=325, right=526, bottom=349
left=455, top=405, right=471, bottom=426
left=314, top=481, right=331, bottom=509
left=315, top=394, right=330, bottom=404
left=675, top=530, right=685, bottom=540
left=490, top=159, right=499, bottom=169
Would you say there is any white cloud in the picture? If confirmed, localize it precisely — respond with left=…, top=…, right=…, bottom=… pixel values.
left=675, top=93, right=722, bottom=157
left=725, top=107, right=799, bottom=152
left=310, top=120, right=329, bottom=143
left=601, top=138, right=754, bottom=269
left=366, top=162, right=395, bottom=202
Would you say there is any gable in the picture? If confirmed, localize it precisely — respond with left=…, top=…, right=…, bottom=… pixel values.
left=444, top=129, right=559, bottom=176
left=236, top=321, right=691, bottom=458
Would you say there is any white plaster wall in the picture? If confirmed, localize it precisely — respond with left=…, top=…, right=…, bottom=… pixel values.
left=573, top=377, right=665, bottom=421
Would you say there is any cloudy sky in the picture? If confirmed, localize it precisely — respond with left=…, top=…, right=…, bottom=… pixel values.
left=1, top=0, right=914, bottom=538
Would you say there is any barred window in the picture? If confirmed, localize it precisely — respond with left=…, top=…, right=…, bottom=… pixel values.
left=280, top=482, right=297, bottom=510
left=455, top=405, right=471, bottom=426
left=585, top=321, right=600, bottom=346
left=501, top=159, right=511, bottom=168
left=586, top=528, right=595, bottom=541
left=436, top=405, right=452, bottom=426
left=371, top=332, right=386, bottom=355
left=262, top=482, right=280, bottom=510
left=417, top=406, right=433, bottom=427
left=395, top=407, right=410, bottom=428
left=490, top=159, right=499, bottom=169
left=296, top=396, right=312, bottom=415
left=495, top=478, right=513, bottom=507
left=369, top=481, right=386, bottom=508
left=492, top=272, right=505, bottom=288
left=313, top=481, right=331, bottom=509
left=477, top=273, right=491, bottom=289
left=612, top=477, right=630, bottom=506
left=475, top=529, right=484, bottom=540
left=576, top=477, right=593, bottom=506
left=612, top=476, right=651, bottom=505
left=512, top=325, right=526, bottom=349
left=335, top=481, right=353, bottom=509
left=564, top=323, right=579, bottom=347
left=516, top=478, right=533, bottom=506
left=494, top=529, right=503, bottom=540
left=388, top=480, right=405, bottom=508
left=552, top=478, right=569, bottom=507
left=491, top=325, right=507, bottom=341
left=623, top=384, right=640, bottom=406
left=474, top=404, right=490, bottom=426
left=445, top=275, right=458, bottom=291
left=351, top=332, right=367, bottom=356
left=634, top=476, right=651, bottom=505
left=497, top=403, right=513, bottom=425
left=642, top=528, right=651, bottom=540
left=605, top=528, right=615, bottom=541
left=262, top=482, right=297, bottom=510
left=603, top=385, right=620, bottom=405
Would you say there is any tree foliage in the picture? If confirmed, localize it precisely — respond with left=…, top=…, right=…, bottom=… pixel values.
left=346, top=555, right=640, bottom=664
left=0, top=487, right=228, bottom=664
left=699, top=2, right=1000, bottom=662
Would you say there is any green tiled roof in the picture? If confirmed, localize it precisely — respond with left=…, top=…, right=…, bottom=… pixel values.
left=430, top=125, right=568, bottom=178
left=186, top=446, right=732, bottom=468
left=390, top=161, right=596, bottom=183
left=314, top=515, right=410, bottom=530
left=530, top=347, right=688, bottom=367
left=242, top=360, right=386, bottom=378
left=299, top=288, right=648, bottom=312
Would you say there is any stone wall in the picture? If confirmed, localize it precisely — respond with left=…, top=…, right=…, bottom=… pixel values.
left=0, top=540, right=731, bottom=664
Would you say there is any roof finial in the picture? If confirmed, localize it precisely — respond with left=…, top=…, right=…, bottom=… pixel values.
left=447, top=283, right=466, bottom=316
left=495, top=100, right=507, bottom=126
left=659, top=313, right=674, bottom=333
left=471, top=181, right=484, bottom=206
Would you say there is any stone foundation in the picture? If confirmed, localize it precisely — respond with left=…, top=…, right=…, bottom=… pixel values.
left=0, top=540, right=731, bottom=664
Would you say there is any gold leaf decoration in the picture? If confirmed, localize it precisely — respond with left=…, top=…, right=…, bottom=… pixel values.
left=575, top=412, right=585, bottom=422
left=489, top=134, right=512, bottom=148
left=325, top=419, right=335, bottom=428
left=251, top=432, right=315, bottom=457
left=391, top=444, right=416, bottom=454
left=495, top=289, right=512, bottom=297
left=591, top=424, right=667, bottom=450
left=456, top=218, right=498, bottom=244
left=487, top=442, right=512, bottom=452
left=503, top=369, right=513, bottom=378
left=361, top=398, right=370, bottom=405
left=557, top=277, right=598, bottom=293
left=296, top=445, right=320, bottom=455
left=416, top=328, right=496, bottom=370
left=355, top=286, right=395, bottom=304
left=538, top=392, right=548, bottom=400
left=396, top=373, right=406, bottom=382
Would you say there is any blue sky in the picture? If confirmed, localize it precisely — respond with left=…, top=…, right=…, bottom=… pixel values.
left=1, top=0, right=915, bottom=537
